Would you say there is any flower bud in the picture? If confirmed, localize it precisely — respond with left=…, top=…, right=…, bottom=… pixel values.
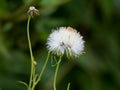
left=27, top=6, right=39, bottom=17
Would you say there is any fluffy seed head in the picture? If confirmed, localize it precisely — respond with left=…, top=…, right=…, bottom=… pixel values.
left=47, top=27, right=85, bottom=57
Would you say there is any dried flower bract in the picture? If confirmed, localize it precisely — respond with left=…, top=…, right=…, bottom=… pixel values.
left=27, top=6, right=39, bottom=17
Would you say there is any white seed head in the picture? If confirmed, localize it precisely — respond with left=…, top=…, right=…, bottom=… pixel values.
left=47, top=27, right=85, bottom=57
left=27, top=6, right=39, bottom=17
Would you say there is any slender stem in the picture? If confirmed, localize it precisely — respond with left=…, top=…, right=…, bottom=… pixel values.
left=67, top=82, right=70, bottom=90
left=27, top=16, right=35, bottom=90
left=31, top=51, right=51, bottom=90
left=53, top=55, right=63, bottom=90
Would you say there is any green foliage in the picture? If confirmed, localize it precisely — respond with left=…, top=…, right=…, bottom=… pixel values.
left=0, top=0, right=120, bottom=90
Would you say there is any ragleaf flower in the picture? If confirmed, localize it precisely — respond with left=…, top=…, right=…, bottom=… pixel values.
left=47, top=27, right=85, bottom=57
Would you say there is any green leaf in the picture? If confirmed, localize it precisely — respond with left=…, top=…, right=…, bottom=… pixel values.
left=18, top=81, right=28, bottom=89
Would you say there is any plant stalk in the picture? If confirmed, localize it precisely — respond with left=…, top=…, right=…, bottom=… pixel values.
left=53, top=55, right=63, bottom=90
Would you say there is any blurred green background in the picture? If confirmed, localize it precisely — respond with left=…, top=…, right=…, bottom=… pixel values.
left=0, top=0, right=120, bottom=90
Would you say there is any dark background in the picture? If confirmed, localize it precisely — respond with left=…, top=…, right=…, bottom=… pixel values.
left=0, top=0, right=120, bottom=90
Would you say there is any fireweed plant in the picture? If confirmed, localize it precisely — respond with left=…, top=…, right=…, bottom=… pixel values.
left=47, top=27, right=85, bottom=90
left=20, top=6, right=85, bottom=90
left=19, top=6, right=51, bottom=90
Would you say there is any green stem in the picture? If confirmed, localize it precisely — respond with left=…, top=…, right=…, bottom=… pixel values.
left=53, top=55, right=63, bottom=90
left=31, top=51, right=51, bottom=89
left=67, top=82, right=70, bottom=90
left=27, top=16, right=35, bottom=90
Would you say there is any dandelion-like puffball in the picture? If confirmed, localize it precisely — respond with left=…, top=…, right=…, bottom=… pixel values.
left=47, top=27, right=85, bottom=57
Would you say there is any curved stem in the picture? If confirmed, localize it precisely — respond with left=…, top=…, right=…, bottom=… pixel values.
left=67, top=82, right=70, bottom=90
left=31, top=51, right=51, bottom=89
left=53, top=55, right=63, bottom=90
left=27, top=16, right=35, bottom=90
